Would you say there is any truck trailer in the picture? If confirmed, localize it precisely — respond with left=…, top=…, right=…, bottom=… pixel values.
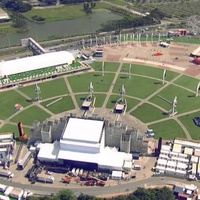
left=36, top=174, right=54, bottom=183
left=0, top=169, right=14, bottom=178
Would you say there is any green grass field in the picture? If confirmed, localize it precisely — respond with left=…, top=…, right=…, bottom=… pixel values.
left=1, top=59, right=200, bottom=141
left=149, top=85, right=199, bottom=114
left=148, top=119, right=186, bottom=140
left=0, top=90, right=30, bottom=120
left=41, top=96, right=75, bottom=114
left=18, top=78, right=68, bottom=100
left=131, top=103, right=166, bottom=123
left=68, top=72, right=115, bottom=93
left=113, top=75, right=164, bottom=99
left=10, top=105, right=51, bottom=126
left=90, top=61, right=120, bottom=72
left=178, top=112, right=200, bottom=140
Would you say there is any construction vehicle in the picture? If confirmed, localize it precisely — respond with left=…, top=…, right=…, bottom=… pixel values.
left=62, top=176, right=71, bottom=184
left=85, top=180, right=95, bottom=186
left=97, top=181, right=105, bottom=187
left=18, top=122, right=28, bottom=142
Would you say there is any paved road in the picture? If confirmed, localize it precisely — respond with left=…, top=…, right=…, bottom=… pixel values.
left=0, top=176, right=198, bottom=197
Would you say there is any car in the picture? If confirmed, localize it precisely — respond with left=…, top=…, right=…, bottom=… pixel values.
left=46, top=171, right=52, bottom=175
left=145, top=129, right=154, bottom=134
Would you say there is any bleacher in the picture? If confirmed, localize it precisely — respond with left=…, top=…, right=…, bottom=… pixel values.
left=0, top=60, right=83, bottom=86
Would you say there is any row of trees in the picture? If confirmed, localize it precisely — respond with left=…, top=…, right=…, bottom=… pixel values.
left=99, top=8, right=165, bottom=32
left=27, top=187, right=175, bottom=200
left=83, top=2, right=96, bottom=14
left=60, top=0, right=99, bottom=5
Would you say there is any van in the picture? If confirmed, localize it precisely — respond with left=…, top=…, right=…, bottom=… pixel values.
left=134, top=165, right=141, bottom=170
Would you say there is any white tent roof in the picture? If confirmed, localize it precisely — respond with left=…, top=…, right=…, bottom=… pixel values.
left=62, top=118, right=104, bottom=143
left=157, top=158, right=167, bottom=166
left=37, top=140, right=60, bottom=161
left=0, top=51, right=75, bottom=76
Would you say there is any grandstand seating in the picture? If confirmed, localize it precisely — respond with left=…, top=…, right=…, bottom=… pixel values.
left=0, top=60, right=82, bottom=86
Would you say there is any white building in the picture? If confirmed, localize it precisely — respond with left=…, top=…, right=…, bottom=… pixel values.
left=38, top=118, right=132, bottom=171
left=0, top=51, right=75, bottom=77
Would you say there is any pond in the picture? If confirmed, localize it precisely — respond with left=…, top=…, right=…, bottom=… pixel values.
left=0, top=10, right=122, bottom=48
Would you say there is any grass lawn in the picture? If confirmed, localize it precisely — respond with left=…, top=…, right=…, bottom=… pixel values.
left=113, top=75, right=163, bottom=99
left=178, top=112, right=200, bottom=140
left=90, top=61, right=120, bottom=72
left=0, top=90, right=30, bottom=120
left=131, top=103, right=166, bottom=123
left=148, top=120, right=186, bottom=140
left=174, top=75, right=199, bottom=92
left=121, top=63, right=179, bottom=81
left=106, top=95, right=140, bottom=112
left=103, top=0, right=128, bottom=6
left=149, top=85, right=199, bottom=114
left=18, top=78, right=68, bottom=100
left=23, top=5, right=87, bottom=21
left=68, top=72, right=115, bottom=93
left=10, top=105, right=51, bottom=126
left=0, top=124, right=30, bottom=138
left=75, top=93, right=106, bottom=108
left=40, top=96, right=75, bottom=114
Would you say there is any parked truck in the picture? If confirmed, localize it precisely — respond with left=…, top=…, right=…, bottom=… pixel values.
left=36, top=174, right=54, bottom=184
left=0, top=170, right=14, bottom=178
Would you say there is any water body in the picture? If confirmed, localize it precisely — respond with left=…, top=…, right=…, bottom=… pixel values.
left=0, top=11, right=122, bottom=48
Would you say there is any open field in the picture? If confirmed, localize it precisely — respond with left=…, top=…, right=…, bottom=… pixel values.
left=149, top=85, right=199, bottom=114
left=131, top=103, right=166, bottom=123
left=23, top=2, right=113, bottom=21
left=0, top=90, right=30, bottom=120
left=1, top=39, right=200, bottom=141
left=10, top=105, right=51, bottom=126
left=178, top=112, right=200, bottom=140
left=90, top=61, right=120, bottom=72
left=18, top=78, right=68, bottom=100
left=41, top=96, right=75, bottom=114
left=148, top=119, right=186, bottom=140
left=112, top=75, right=164, bottom=99
left=68, top=72, right=115, bottom=93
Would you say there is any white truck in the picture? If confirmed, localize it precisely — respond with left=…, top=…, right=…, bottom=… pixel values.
left=0, top=170, right=14, bottom=178
left=36, top=174, right=54, bottom=183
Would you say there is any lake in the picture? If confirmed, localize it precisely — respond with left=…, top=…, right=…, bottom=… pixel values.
left=0, top=10, right=122, bottom=48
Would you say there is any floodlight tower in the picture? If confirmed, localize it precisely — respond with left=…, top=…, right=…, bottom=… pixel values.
left=129, top=63, right=132, bottom=78
left=90, top=38, right=92, bottom=49
left=151, top=32, right=153, bottom=44
left=34, top=83, right=42, bottom=101
left=103, top=37, right=106, bottom=45
left=88, top=82, right=94, bottom=97
left=146, top=34, right=148, bottom=43
left=116, top=35, right=119, bottom=46
left=196, top=81, right=200, bottom=97
left=138, top=33, right=141, bottom=44
left=162, top=69, right=167, bottom=84
left=169, top=96, right=178, bottom=116
left=95, top=36, right=98, bottom=47
left=82, top=39, right=85, bottom=50
left=158, top=33, right=161, bottom=43
left=120, top=84, right=126, bottom=100
left=109, top=35, right=112, bottom=46
left=102, top=61, right=105, bottom=76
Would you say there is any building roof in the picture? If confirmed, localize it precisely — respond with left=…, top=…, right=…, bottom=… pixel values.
left=62, top=118, right=104, bottom=143
left=112, top=171, right=123, bottom=177
left=0, top=51, right=75, bottom=76
left=172, top=143, right=182, bottom=153
left=37, top=140, right=60, bottom=161
left=157, top=158, right=167, bottom=166
left=184, top=147, right=193, bottom=155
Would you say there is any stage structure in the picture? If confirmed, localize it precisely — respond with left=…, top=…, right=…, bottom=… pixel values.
left=114, top=85, right=127, bottom=115
left=158, top=95, right=178, bottom=117
left=162, top=69, right=167, bottom=84
left=82, top=82, right=96, bottom=110
left=102, top=61, right=105, bottom=76
left=34, top=83, right=42, bottom=101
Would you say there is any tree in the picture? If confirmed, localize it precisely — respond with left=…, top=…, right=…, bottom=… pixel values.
left=77, top=193, right=96, bottom=200
left=57, top=189, right=76, bottom=200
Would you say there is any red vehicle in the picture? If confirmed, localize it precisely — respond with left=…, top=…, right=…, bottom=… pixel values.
left=62, top=177, right=71, bottom=184
left=85, top=180, right=95, bottom=186
left=97, top=181, right=105, bottom=187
